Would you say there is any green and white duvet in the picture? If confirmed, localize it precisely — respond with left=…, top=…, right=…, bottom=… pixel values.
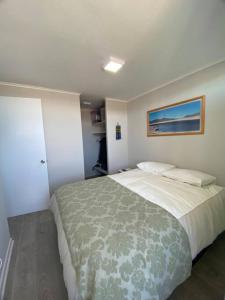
left=53, top=176, right=192, bottom=300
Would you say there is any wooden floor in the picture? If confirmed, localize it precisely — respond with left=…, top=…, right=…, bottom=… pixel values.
left=4, top=210, right=225, bottom=300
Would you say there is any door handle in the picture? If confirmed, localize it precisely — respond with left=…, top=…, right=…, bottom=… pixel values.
left=40, top=160, right=46, bottom=164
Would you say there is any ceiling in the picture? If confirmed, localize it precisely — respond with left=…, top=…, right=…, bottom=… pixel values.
left=0, top=0, right=225, bottom=101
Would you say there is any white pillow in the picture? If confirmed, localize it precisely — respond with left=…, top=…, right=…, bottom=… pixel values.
left=137, top=161, right=175, bottom=175
left=162, top=168, right=216, bottom=187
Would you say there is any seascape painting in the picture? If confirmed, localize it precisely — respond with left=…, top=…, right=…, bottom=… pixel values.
left=147, top=96, right=205, bottom=136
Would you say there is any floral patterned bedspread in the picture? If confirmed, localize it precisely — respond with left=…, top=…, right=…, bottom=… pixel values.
left=55, top=176, right=191, bottom=300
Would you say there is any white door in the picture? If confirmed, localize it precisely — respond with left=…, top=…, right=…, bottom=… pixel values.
left=0, top=97, right=50, bottom=217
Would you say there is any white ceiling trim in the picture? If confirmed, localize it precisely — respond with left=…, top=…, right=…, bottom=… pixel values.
left=128, top=58, right=225, bottom=102
left=0, top=81, right=80, bottom=96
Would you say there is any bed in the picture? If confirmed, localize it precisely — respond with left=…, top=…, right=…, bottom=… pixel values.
left=50, top=169, right=225, bottom=300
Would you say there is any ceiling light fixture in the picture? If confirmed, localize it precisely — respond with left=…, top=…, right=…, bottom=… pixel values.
left=103, top=57, right=125, bottom=73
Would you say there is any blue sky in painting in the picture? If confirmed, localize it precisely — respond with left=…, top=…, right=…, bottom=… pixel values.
left=150, top=100, right=201, bottom=122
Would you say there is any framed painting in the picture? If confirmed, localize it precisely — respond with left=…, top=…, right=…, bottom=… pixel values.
left=147, top=96, right=205, bottom=137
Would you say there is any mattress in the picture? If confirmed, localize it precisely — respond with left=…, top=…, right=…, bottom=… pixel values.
left=109, top=169, right=225, bottom=259
left=50, top=169, right=225, bottom=300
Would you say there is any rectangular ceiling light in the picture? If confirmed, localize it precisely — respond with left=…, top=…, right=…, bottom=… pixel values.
left=103, top=57, right=125, bottom=73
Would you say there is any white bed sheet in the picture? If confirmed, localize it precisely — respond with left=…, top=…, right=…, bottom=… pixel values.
left=51, top=169, right=225, bottom=300
left=109, top=169, right=225, bottom=259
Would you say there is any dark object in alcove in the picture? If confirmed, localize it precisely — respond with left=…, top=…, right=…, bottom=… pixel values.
left=92, top=137, right=107, bottom=173
left=97, top=137, right=107, bottom=170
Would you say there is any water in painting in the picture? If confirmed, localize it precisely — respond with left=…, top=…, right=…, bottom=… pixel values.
left=149, top=99, right=202, bottom=135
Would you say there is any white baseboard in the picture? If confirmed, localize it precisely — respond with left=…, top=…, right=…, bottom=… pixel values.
left=0, top=238, right=14, bottom=300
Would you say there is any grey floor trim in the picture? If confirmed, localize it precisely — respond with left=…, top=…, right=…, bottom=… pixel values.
left=0, top=238, right=14, bottom=300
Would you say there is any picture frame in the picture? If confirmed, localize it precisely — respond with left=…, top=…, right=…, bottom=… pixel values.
left=147, top=95, right=205, bottom=137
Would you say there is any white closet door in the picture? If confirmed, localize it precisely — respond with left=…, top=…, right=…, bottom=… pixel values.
left=0, top=97, right=50, bottom=217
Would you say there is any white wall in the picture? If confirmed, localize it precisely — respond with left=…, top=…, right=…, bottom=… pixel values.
left=106, top=98, right=128, bottom=173
left=0, top=84, right=84, bottom=193
left=128, top=61, right=225, bottom=187
left=81, top=108, right=104, bottom=178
